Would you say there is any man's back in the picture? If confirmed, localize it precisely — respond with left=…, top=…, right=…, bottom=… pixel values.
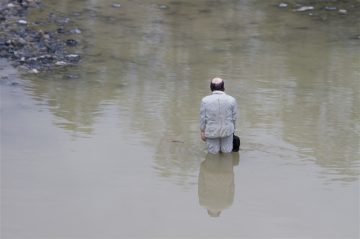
left=200, top=91, right=237, bottom=138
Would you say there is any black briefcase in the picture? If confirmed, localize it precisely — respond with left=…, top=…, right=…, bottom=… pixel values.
left=232, top=134, right=240, bottom=152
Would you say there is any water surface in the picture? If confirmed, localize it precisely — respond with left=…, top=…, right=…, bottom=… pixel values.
left=1, top=0, right=359, bottom=238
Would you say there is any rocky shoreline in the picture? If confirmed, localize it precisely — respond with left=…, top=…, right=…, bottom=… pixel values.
left=0, top=0, right=80, bottom=73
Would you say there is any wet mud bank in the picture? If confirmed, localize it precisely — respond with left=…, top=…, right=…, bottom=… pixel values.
left=0, top=0, right=80, bottom=73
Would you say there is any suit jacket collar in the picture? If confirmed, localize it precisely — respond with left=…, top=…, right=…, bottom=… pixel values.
left=212, top=90, right=225, bottom=95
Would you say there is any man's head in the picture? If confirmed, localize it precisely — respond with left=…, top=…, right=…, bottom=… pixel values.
left=210, top=77, right=225, bottom=92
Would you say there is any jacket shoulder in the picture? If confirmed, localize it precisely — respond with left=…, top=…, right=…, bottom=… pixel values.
left=202, top=95, right=213, bottom=102
left=226, top=94, right=236, bottom=102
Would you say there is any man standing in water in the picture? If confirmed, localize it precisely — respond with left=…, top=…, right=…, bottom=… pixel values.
left=200, top=77, right=238, bottom=154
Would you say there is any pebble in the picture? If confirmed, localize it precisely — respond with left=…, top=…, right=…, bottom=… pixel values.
left=159, top=5, right=168, bottom=10
left=38, top=54, right=53, bottom=61
left=57, top=27, right=65, bottom=34
left=70, top=28, right=82, bottom=34
left=17, top=19, right=28, bottom=25
left=278, top=3, right=288, bottom=8
left=64, top=74, right=79, bottom=79
left=65, top=54, right=80, bottom=63
left=55, top=61, right=68, bottom=66
left=29, top=69, right=39, bottom=74
left=338, top=9, right=347, bottom=15
left=65, top=39, right=78, bottom=47
left=112, top=3, right=121, bottom=8
left=71, top=12, right=81, bottom=17
left=7, top=3, right=16, bottom=8
left=294, top=6, right=314, bottom=12
left=59, top=17, right=70, bottom=24
left=19, top=37, right=27, bottom=45
left=10, top=82, right=19, bottom=86
left=324, top=6, right=337, bottom=11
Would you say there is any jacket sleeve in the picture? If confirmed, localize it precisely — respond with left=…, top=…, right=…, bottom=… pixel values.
left=232, top=98, right=237, bottom=128
left=200, top=100, right=206, bottom=131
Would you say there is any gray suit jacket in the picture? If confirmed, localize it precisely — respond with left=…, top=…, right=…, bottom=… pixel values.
left=200, top=91, right=237, bottom=138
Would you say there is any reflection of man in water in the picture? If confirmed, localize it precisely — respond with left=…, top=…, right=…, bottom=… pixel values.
left=198, top=153, right=239, bottom=217
left=200, top=77, right=238, bottom=154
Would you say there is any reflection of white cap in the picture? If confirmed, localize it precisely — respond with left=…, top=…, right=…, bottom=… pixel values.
left=207, top=209, right=221, bottom=217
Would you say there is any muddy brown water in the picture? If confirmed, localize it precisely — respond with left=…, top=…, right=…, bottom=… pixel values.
left=1, top=0, right=359, bottom=238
